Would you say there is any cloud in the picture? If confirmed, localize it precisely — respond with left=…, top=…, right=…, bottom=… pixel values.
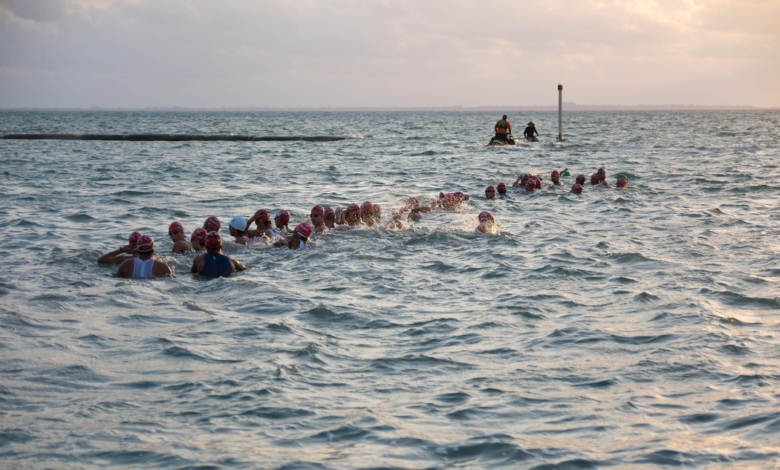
left=0, top=0, right=778, bottom=107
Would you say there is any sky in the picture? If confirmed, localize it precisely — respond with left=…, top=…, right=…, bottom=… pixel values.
left=0, top=0, right=778, bottom=108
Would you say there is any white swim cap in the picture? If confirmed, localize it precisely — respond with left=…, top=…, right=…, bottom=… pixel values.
left=229, top=216, right=247, bottom=231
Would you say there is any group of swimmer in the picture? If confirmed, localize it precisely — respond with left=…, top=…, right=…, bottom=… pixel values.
left=99, top=164, right=629, bottom=280
left=489, top=115, right=539, bottom=145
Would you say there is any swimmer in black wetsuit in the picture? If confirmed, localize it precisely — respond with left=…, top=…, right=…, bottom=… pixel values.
left=524, top=122, right=539, bottom=141
left=191, top=232, right=246, bottom=278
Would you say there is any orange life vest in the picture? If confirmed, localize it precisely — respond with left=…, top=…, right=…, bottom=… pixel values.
left=495, top=120, right=511, bottom=134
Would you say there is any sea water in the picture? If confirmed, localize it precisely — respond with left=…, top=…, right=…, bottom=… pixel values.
left=1, top=110, right=779, bottom=469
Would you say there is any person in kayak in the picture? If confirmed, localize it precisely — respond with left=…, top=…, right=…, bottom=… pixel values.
left=191, top=232, right=246, bottom=277
left=524, top=122, right=539, bottom=141
left=492, top=115, right=512, bottom=144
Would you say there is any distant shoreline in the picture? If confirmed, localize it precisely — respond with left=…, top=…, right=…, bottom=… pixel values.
left=0, top=104, right=775, bottom=112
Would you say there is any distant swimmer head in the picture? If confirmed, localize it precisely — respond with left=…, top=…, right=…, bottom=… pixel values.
left=442, top=193, right=458, bottom=209
left=597, top=167, right=606, bottom=182
left=590, top=173, right=599, bottom=185
left=229, top=216, right=247, bottom=232
left=535, top=177, right=542, bottom=190
left=323, top=206, right=336, bottom=221
left=525, top=179, right=536, bottom=192
left=191, top=228, right=208, bottom=245
left=203, top=216, right=221, bottom=232
left=617, top=177, right=628, bottom=188
left=576, top=174, right=586, bottom=185
left=136, top=235, right=155, bottom=253
left=406, top=197, right=420, bottom=207
left=168, top=221, right=184, bottom=237
left=361, top=201, right=374, bottom=215
left=520, top=173, right=530, bottom=185
left=310, top=205, right=324, bottom=217
left=478, top=211, right=494, bottom=223
left=571, top=184, right=583, bottom=194
left=373, top=204, right=382, bottom=217
left=205, top=231, right=222, bottom=250
left=551, top=170, right=560, bottom=183
left=497, top=182, right=507, bottom=193
left=485, top=185, right=496, bottom=199
left=275, top=210, right=290, bottom=228
left=294, top=222, right=313, bottom=240
left=128, top=231, right=142, bottom=246
left=345, top=203, right=362, bottom=225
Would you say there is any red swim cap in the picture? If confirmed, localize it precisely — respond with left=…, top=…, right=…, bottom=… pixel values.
left=191, top=228, right=207, bottom=244
left=590, top=173, right=599, bottom=185
left=597, top=167, right=606, bottom=176
left=373, top=204, right=382, bottom=216
left=346, top=203, right=361, bottom=215
left=520, top=173, right=530, bottom=184
left=361, top=201, right=374, bottom=214
left=406, top=197, right=420, bottom=207
left=169, top=221, right=183, bottom=233
left=128, top=231, right=142, bottom=246
left=617, top=177, right=628, bottom=188
left=576, top=174, right=586, bottom=185
left=485, top=185, right=495, bottom=193
left=525, top=179, right=536, bottom=191
left=136, top=235, right=155, bottom=253
left=324, top=206, right=336, bottom=220
left=497, top=182, right=507, bottom=191
left=454, top=191, right=466, bottom=200
left=572, top=184, right=583, bottom=194
left=551, top=170, right=560, bottom=178
left=443, top=193, right=458, bottom=207
left=203, top=216, right=221, bottom=232
left=294, top=222, right=313, bottom=239
left=478, top=211, right=494, bottom=223
left=311, top=205, right=324, bottom=217
left=275, top=210, right=290, bottom=224
left=205, top=231, right=222, bottom=249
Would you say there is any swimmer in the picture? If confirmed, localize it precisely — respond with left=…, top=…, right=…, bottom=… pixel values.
left=310, top=205, right=328, bottom=233
left=168, top=222, right=193, bottom=253
left=512, top=173, right=531, bottom=187
left=402, top=196, right=433, bottom=221
left=373, top=204, right=382, bottom=224
left=534, top=177, right=542, bottom=190
left=203, top=216, right=221, bottom=233
left=361, top=201, right=376, bottom=227
left=440, top=193, right=460, bottom=210
left=497, top=182, right=511, bottom=199
left=476, top=211, right=495, bottom=233
left=116, top=235, right=173, bottom=278
left=525, top=178, right=537, bottom=192
left=597, top=167, right=607, bottom=183
left=323, top=206, right=336, bottom=228
left=616, top=176, right=628, bottom=188
left=228, top=216, right=249, bottom=245
left=274, top=210, right=291, bottom=232
left=191, top=228, right=208, bottom=253
left=550, top=168, right=568, bottom=186
left=246, top=209, right=281, bottom=238
left=338, top=203, right=362, bottom=226
left=98, top=231, right=141, bottom=264
left=575, top=174, right=586, bottom=185
left=590, top=173, right=600, bottom=186
left=485, top=185, right=496, bottom=200
left=191, top=232, right=246, bottom=278
left=274, top=222, right=312, bottom=250
left=571, top=184, right=583, bottom=194
left=453, top=191, right=470, bottom=202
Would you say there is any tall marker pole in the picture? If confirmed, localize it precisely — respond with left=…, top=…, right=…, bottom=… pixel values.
left=557, top=83, right=563, bottom=142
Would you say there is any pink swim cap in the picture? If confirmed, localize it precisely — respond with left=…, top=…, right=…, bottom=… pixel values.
left=191, top=228, right=208, bottom=244
left=294, top=222, right=313, bottom=239
left=275, top=210, right=290, bottom=224
left=323, top=206, right=336, bottom=220
left=203, top=216, right=221, bottom=232
left=136, top=235, right=155, bottom=253
left=572, top=184, right=583, bottom=194
left=128, top=231, right=142, bottom=246
left=205, top=231, right=222, bottom=249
